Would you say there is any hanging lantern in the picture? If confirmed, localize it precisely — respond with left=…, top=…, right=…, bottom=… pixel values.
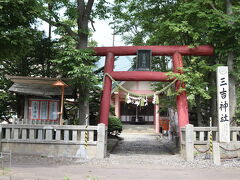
left=136, top=49, right=152, bottom=71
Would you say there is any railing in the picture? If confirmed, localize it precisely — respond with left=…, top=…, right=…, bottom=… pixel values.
left=181, top=124, right=240, bottom=163
left=10, top=118, right=60, bottom=125
left=181, top=126, right=240, bottom=145
left=0, top=124, right=102, bottom=144
left=0, top=124, right=107, bottom=158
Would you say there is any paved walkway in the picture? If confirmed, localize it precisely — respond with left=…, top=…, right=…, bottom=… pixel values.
left=0, top=133, right=240, bottom=180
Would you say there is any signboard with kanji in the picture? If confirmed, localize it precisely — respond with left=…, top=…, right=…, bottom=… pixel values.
left=217, top=66, right=230, bottom=142
left=29, top=99, right=59, bottom=122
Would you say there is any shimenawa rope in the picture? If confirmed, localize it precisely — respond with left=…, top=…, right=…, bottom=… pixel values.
left=103, top=73, right=178, bottom=97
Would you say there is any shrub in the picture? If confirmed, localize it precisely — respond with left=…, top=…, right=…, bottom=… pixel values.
left=108, top=116, right=122, bottom=135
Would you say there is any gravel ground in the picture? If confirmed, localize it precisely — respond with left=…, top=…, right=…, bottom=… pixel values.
left=4, top=133, right=240, bottom=169
left=0, top=133, right=240, bottom=179
left=83, top=133, right=240, bottom=169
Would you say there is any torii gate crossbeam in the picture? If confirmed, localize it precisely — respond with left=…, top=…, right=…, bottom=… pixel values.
left=93, top=45, right=214, bottom=130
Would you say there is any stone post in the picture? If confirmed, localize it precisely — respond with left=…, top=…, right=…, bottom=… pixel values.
left=185, top=124, right=194, bottom=162
left=97, top=123, right=107, bottom=159
left=213, top=142, right=221, bottom=165
left=44, top=126, right=53, bottom=141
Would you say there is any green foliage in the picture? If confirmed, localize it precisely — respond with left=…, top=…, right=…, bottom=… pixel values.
left=166, top=57, right=218, bottom=104
left=0, top=0, right=54, bottom=77
left=0, top=0, right=109, bottom=123
left=0, top=0, right=53, bottom=121
left=63, top=176, right=70, bottom=180
left=110, top=105, right=116, bottom=116
left=0, top=91, right=15, bottom=121
left=52, top=44, right=98, bottom=87
left=108, top=116, right=122, bottom=135
left=110, top=0, right=240, bottom=125
left=235, top=86, right=240, bottom=124
left=0, top=0, right=39, bottom=59
left=37, top=0, right=108, bottom=124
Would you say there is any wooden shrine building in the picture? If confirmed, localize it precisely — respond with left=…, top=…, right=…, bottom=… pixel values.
left=6, top=75, right=75, bottom=125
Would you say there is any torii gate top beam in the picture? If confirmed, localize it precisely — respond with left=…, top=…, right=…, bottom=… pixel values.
left=93, top=45, right=214, bottom=56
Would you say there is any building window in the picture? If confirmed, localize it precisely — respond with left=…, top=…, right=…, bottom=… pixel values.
left=29, top=99, right=59, bottom=122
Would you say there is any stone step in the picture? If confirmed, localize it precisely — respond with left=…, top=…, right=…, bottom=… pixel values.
left=122, top=125, right=155, bottom=134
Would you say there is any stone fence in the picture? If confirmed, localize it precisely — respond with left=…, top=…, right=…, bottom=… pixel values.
left=181, top=126, right=240, bottom=144
left=181, top=124, right=240, bottom=164
left=0, top=123, right=107, bottom=159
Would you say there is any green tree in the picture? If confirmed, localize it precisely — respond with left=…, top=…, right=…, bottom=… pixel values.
left=38, top=0, right=107, bottom=124
left=0, top=0, right=50, bottom=121
left=110, top=0, right=240, bottom=125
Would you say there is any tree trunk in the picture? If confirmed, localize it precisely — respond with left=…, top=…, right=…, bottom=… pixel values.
left=226, top=0, right=236, bottom=123
left=227, top=52, right=236, bottom=123
left=46, top=2, right=52, bottom=77
left=226, top=0, right=232, bottom=15
left=78, top=87, right=89, bottom=125
left=76, top=19, right=90, bottom=125
left=75, top=0, right=94, bottom=125
left=209, top=71, right=218, bottom=126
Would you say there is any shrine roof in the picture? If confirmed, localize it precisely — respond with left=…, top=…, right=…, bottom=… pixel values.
left=6, top=75, right=75, bottom=97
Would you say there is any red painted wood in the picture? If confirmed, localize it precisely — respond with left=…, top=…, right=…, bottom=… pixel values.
left=99, top=52, right=115, bottom=125
left=173, top=51, right=183, bottom=73
left=173, top=52, right=189, bottom=129
left=109, top=71, right=175, bottom=81
left=93, top=45, right=214, bottom=56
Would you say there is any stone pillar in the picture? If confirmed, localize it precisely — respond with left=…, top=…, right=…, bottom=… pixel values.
left=173, top=52, right=189, bottom=130
left=99, top=53, right=115, bottom=125
left=213, top=142, right=221, bottom=165
left=185, top=124, right=194, bottom=162
left=154, top=104, right=160, bottom=133
left=114, top=92, right=120, bottom=118
left=97, top=123, right=107, bottom=159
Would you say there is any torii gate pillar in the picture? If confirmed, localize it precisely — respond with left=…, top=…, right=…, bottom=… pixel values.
left=99, top=52, right=114, bottom=125
left=173, top=52, right=189, bottom=129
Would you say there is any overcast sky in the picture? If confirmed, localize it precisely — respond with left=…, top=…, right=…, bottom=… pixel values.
left=91, top=19, right=132, bottom=71
left=38, top=8, right=132, bottom=71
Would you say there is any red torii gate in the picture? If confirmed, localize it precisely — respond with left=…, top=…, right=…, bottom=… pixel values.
left=94, top=45, right=214, bottom=129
